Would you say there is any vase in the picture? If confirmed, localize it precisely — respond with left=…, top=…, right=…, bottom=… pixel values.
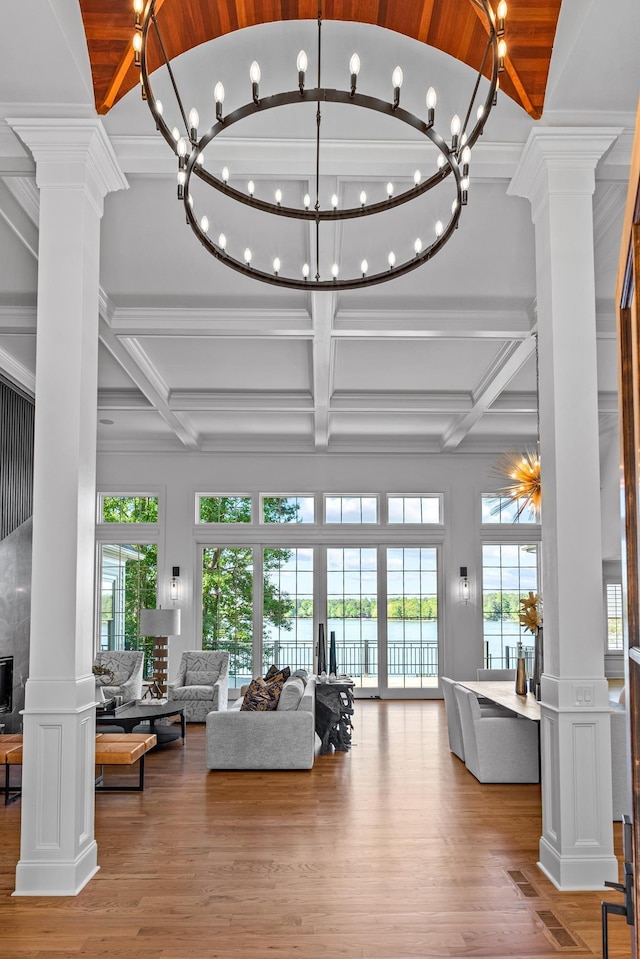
left=329, top=630, right=337, bottom=675
left=515, top=657, right=527, bottom=696
left=317, top=623, right=327, bottom=675
left=532, top=626, right=543, bottom=701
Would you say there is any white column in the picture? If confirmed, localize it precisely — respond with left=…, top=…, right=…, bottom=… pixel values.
left=6, top=119, right=127, bottom=896
left=509, top=128, right=620, bottom=890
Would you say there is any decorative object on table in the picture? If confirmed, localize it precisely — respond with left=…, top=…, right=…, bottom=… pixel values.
left=139, top=607, right=181, bottom=695
left=519, top=591, right=543, bottom=701
left=329, top=630, right=338, bottom=675
left=133, top=0, right=505, bottom=291
left=514, top=653, right=528, bottom=696
left=141, top=681, right=164, bottom=700
left=314, top=678, right=355, bottom=754
left=92, top=664, right=115, bottom=684
left=317, top=623, right=327, bottom=675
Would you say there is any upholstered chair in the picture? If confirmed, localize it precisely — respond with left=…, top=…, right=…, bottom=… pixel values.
left=93, top=650, right=144, bottom=703
left=168, top=650, right=230, bottom=721
left=453, top=684, right=539, bottom=783
left=441, top=677, right=514, bottom=762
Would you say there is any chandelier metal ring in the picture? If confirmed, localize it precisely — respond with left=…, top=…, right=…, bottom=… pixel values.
left=135, top=0, right=505, bottom=289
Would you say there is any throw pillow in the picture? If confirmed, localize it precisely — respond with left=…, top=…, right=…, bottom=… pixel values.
left=92, top=665, right=115, bottom=686
left=277, top=676, right=305, bottom=711
left=185, top=669, right=219, bottom=687
left=240, top=677, right=279, bottom=711
left=264, top=665, right=291, bottom=683
left=291, top=668, right=308, bottom=681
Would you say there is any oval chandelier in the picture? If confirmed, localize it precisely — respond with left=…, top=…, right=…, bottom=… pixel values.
left=133, top=0, right=507, bottom=290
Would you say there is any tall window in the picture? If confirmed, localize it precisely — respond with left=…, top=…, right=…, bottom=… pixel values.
left=387, top=548, right=438, bottom=688
left=263, top=547, right=314, bottom=673
left=327, top=548, right=378, bottom=686
left=99, top=543, right=157, bottom=676
left=606, top=583, right=623, bottom=651
left=482, top=544, right=538, bottom=669
left=202, top=547, right=254, bottom=688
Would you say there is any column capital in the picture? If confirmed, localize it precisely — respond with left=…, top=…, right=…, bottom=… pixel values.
left=5, top=118, right=127, bottom=214
left=508, top=127, right=622, bottom=221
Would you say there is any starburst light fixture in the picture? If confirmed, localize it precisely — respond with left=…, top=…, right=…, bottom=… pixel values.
left=493, top=449, right=541, bottom=520
left=133, top=0, right=507, bottom=289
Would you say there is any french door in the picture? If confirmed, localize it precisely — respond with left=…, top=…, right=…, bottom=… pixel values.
left=200, top=543, right=440, bottom=697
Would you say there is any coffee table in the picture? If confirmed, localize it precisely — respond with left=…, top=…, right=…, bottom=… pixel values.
left=97, top=700, right=186, bottom=745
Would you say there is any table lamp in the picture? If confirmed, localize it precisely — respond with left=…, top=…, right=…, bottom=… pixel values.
left=139, top=607, right=181, bottom=696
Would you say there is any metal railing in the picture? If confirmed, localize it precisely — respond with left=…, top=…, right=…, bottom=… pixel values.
left=484, top=641, right=534, bottom=673
left=264, top=640, right=439, bottom=678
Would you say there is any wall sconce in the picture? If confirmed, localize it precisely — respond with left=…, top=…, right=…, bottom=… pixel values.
left=169, top=566, right=180, bottom=604
left=459, top=566, right=470, bottom=604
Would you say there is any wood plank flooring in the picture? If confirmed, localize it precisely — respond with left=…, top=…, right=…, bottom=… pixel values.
left=0, top=701, right=632, bottom=958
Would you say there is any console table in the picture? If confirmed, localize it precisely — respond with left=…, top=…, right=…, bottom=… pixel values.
left=315, top=680, right=355, bottom=754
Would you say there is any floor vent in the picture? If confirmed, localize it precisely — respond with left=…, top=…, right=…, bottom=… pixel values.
left=537, top=910, right=579, bottom=949
left=508, top=869, right=540, bottom=898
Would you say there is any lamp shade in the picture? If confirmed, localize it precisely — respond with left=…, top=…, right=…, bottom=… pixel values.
left=139, top=608, right=181, bottom=636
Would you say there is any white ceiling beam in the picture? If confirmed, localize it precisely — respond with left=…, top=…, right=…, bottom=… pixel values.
left=439, top=334, right=538, bottom=452
left=98, top=316, right=201, bottom=451
left=0, top=178, right=38, bottom=258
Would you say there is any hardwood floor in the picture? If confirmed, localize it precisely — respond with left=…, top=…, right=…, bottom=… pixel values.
left=0, top=701, right=632, bottom=958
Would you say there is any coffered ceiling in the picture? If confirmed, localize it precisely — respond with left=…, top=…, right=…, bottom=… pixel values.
left=0, top=0, right=638, bottom=456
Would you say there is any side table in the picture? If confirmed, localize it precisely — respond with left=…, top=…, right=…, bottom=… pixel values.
left=315, top=680, right=355, bottom=754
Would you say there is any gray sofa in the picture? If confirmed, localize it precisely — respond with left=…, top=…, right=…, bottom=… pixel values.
left=206, top=675, right=316, bottom=770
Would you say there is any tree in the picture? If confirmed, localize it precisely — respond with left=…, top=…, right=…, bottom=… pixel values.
left=201, top=497, right=298, bottom=677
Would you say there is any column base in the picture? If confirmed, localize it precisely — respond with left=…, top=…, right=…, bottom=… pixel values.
left=13, top=840, right=99, bottom=896
left=538, top=836, right=618, bottom=890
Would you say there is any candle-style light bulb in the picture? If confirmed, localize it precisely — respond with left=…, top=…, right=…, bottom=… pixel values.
left=188, top=107, right=199, bottom=136
left=349, top=53, right=360, bottom=96
left=414, top=238, right=423, bottom=255
left=302, top=263, right=310, bottom=279
left=437, top=154, right=445, bottom=170
left=177, top=137, right=187, bottom=157
left=331, top=194, right=338, bottom=210
left=450, top=113, right=461, bottom=151
left=392, top=65, right=403, bottom=108
left=197, top=151, right=204, bottom=166
left=221, top=166, right=229, bottom=184
left=244, top=248, right=252, bottom=265
left=214, top=81, right=225, bottom=121
left=331, top=263, right=339, bottom=279
left=218, top=233, right=227, bottom=250
left=360, top=259, right=368, bottom=277
left=413, top=169, right=422, bottom=186
left=133, top=0, right=144, bottom=13
left=132, top=32, right=142, bottom=53
left=172, top=126, right=180, bottom=141
left=477, top=104, right=485, bottom=121
left=275, top=188, right=282, bottom=206
left=461, top=146, right=471, bottom=178
left=303, top=193, right=311, bottom=210
left=155, top=100, right=163, bottom=116
left=497, top=0, right=507, bottom=18
left=273, top=257, right=281, bottom=275
left=426, top=86, right=436, bottom=126
left=360, top=190, right=367, bottom=207
left=200, top=215, right=209, bottom=233
left=386, top=182, right=394, bottom=198
left=250, top=61, right=261, bottom=103
left=297, top=50, right=308, bottom=93
left=498, top=38, right=507, bottom=70
left=248, top=180, right=255, bottom=196
left=388, top=251, right=396, bottom=268
left=435, top=220, right=443, bottom=238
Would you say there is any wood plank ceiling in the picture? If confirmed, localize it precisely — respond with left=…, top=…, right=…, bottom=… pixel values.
left=79, top=0, right=562, bottom=119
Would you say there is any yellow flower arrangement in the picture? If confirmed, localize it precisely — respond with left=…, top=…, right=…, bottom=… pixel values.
left=519, top=591, right=542, bottom=635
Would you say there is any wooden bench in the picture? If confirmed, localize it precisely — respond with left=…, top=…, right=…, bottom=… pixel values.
left=3, top=732, right=157, bottom=802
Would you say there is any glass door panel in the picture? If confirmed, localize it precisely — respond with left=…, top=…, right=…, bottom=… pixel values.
left=263, top=547, right=314, bottom=673
left=202, top=546, right=253, bottom=688
left=326, top=547, right=378, bottom=687
left=387, top=548, right=438, bottom=688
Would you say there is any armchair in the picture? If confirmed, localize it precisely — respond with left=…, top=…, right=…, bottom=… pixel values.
left=94, top=650, right=144, bottom=703
left=168, top=651, right=230, bottom=722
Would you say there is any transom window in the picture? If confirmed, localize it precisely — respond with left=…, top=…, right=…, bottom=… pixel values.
left=262, top=496, right=315, bottom=524
left=100, top=495, right=158, bottom=523
left=198, top=496, right=252, bottom=523
left=388, top=496, right=441, bottom=524
left=482, top=495, right=537, bottom=525
left=325, top=496, right=377, bottom=524
left=606, top=583, right=623, bottom=651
